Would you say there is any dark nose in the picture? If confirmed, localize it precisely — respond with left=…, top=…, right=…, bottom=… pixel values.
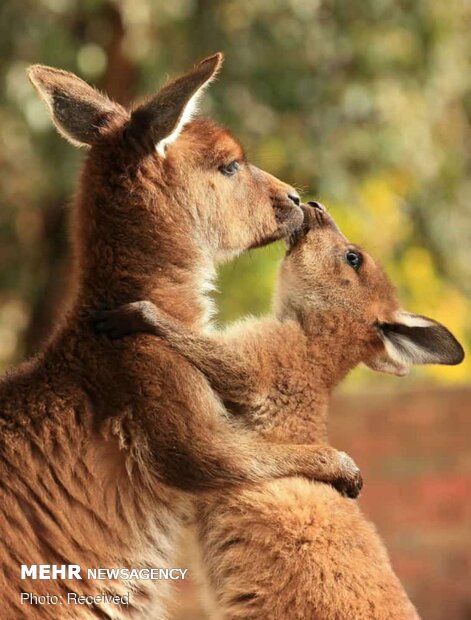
left=307, top=200, right=326, bottom=212
left=288, top=192, right=301, bottom=206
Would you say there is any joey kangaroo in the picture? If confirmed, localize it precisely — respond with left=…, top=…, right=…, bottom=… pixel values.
left=0, top=56, right=357, bottom=619
left=96, top=202, right=464, bottom=619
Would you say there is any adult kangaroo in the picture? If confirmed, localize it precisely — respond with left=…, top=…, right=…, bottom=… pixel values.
left=0, top=54, right=356, bottom=619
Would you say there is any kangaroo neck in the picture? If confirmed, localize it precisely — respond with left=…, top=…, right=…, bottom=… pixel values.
left=302, top=310, right=370, bottom=388
left=68, top=154, right=215, bottom=329
left=277, top=305, right=370, bottom=390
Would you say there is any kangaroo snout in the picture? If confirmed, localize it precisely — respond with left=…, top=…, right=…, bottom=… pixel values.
left=302, top=201, right=344, bottom=236
left=307, top=200, right=326, bottom=212
left=272, top=185, right=304, bottom=231
left=288, top=192, right=301, bottom=206
left=250, top=166, right=303, bottom=232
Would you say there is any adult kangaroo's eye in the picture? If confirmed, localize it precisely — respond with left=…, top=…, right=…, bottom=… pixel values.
left=219, top=161, right=240, bottom=176
left=345, top=249, right=363, bottom=270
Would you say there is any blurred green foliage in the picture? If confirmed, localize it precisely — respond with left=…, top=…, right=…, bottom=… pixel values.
left=0, top=0, right=470, bottom=385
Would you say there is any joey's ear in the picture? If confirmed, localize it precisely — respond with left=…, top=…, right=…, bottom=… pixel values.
left=129, top=53, right=223, bottom=156
left=365, top=354, right=409, bottom=377
left=28, top=65, right=126, bottom=147
left=366, top=311, right=465, bottom=376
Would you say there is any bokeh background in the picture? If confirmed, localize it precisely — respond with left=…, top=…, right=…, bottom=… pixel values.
left=0, top=1, right=470, bottom=618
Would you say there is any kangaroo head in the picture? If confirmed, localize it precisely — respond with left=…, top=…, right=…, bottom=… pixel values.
left=28, top=54, right=303, bottom=266
left=278, top=202, right=464, bottom=376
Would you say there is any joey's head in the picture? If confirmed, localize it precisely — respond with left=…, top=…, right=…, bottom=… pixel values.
left=277, top=202, right=464, bottom=377
left=28, top=54, right=302, bottom=273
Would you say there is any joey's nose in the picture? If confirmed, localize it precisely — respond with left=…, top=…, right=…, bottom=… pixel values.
left=307, top=200, right=326, bottom=212
left=288, top=192, right=301, bottom=206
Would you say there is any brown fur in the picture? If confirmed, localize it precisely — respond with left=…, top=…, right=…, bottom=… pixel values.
left=0, top=57, right=340, bottom=619
left=97, top=204, right=463, bottom=619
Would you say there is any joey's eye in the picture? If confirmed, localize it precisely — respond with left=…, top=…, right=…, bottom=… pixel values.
left=345, top=249, right=363, bottom=270
left=219, top=161, right=240, bottom=176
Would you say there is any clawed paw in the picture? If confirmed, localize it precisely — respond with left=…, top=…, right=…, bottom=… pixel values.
left=332, top=452, right=363, bottom=499
left=91, top=309, right=134, bottom=339
left=91, top=300, right=159, bottom=340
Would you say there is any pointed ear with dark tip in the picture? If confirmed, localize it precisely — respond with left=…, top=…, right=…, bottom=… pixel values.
left=366, top=311, right=465, bottom=376
left=28, top=65, right=126, bottom=147
left=129, top=52, right=223, bottom=155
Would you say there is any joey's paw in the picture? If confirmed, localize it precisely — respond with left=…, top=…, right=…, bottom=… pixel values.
left=92, top=309, right=133, bottom=339
left=309, top=446, right=363, bottom=498
left=332, top=451, right=363, bottom=499
left=92, top=301, right=160, bottom=339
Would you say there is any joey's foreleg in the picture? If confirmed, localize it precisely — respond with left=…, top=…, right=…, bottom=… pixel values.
left=93, top=301, right=261, bottom=405
left=93, top=303, right=363, bottom=496
left=150, top=421, right=362, bottom=498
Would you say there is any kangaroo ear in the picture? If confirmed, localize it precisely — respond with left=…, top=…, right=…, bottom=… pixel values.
left=129, top=53, right=223, bottom=156
left=364, top=354, right=409, bottom=377
left=366, top=311, right=465, bottom=376
left=28, top=65, right=126, bottom=147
